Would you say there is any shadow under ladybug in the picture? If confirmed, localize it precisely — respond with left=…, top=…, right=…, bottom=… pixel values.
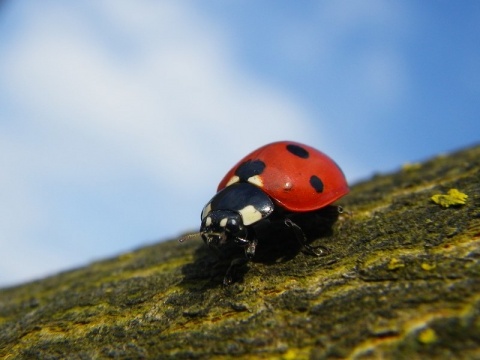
left=180, top=205, right=341, bottom=286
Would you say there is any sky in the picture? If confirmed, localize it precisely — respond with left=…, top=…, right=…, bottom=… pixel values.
left=0, top=0, right=478, bottom=287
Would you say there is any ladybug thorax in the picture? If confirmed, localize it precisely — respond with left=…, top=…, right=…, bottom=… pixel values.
left=201, top=210, right=247, bottom=246
left=200, top=183, right=276, bottom=247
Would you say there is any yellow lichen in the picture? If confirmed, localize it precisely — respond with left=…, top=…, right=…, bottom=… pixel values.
left=402, top=162, right=421, bottom=171
left=431, top=189, right=468, bottom=208
left=421, top=263, right=436, bottom=271
left=388, top=258, right=405, bottom=270
left=418, top=327, right=437, bottom=344
left=282, top=348, right=310, bottom=360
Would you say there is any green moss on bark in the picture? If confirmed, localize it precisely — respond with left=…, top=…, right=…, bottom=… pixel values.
left=1, top=144, right=479, bottom=359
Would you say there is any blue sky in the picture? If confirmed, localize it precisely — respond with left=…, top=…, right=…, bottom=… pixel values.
left=0, top=1, right=478, bottom=287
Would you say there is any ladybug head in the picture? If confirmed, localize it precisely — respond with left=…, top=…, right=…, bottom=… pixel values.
left=200, top=210, right=247, bottom=248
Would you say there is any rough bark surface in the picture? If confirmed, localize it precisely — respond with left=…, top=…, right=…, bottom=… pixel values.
left=1, top=144, right=479, bottom=359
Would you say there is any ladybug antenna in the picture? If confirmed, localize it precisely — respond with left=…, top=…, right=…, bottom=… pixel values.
left=178, top=232, right=201, bottom=243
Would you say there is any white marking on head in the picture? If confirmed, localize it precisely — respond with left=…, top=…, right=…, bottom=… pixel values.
left=226, top=175, right=240, bottom=187
left=248, top=175, right=263, bottom=187
left=201, top=203, right=212, bottom=220
left=205, top=216, right=212, bottom=227
left=238, top=205, right=263, bottom=226
left=219, top=218, right=228, bottom=227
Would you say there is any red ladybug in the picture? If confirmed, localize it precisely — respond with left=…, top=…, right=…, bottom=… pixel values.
left=193, top=141, right=349, bottom=284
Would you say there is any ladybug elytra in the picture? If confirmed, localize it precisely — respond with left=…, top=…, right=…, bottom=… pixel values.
left=183, top=141, right=349, bottom=284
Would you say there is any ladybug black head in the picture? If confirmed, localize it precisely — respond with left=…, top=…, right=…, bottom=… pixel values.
left=200, top=210, right=248, bottom=248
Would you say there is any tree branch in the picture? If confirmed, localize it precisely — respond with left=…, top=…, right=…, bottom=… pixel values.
left=1, top=144, right=479, bottom=359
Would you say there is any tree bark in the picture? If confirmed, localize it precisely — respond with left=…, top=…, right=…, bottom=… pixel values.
left=1, top=145, right=479, bottom=359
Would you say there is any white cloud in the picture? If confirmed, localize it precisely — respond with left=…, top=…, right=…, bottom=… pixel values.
left=278, top=0, right=409, bottom=118
left=0, top=1, right=318, bottom=285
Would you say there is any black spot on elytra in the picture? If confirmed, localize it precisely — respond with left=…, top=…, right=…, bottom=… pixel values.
left=310, top=175, right=324, bottom=193
left=286, top=144, right=309, bottom=159
left=235, top=159, right=266, bottom=181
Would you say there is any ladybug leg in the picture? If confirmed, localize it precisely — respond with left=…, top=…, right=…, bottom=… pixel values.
left=244, top=239, right=257, bottom=259
left=223, top=236, right=257, bottom=285
left=234, top=236, right=249, bottom=246
left=223, top=257, right=248, bottom=286
left=284, top=218, right=327, bottom=257
left=234, top=236, right=257, bottom=259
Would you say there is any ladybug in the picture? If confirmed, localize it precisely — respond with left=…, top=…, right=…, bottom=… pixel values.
left=186, top=141, right=349, bottom=284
